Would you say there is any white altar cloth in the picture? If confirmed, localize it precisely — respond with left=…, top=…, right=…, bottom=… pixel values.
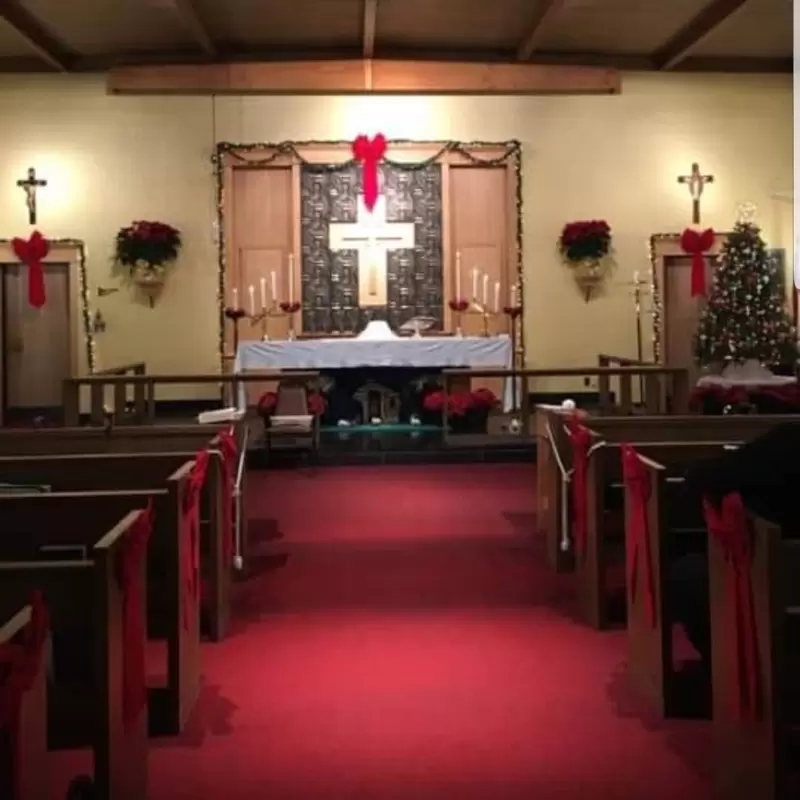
left=234, top=335, right=514, bottom=411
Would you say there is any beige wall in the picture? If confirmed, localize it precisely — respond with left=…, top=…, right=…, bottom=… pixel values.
left=0, top=72, right=791, bottom=393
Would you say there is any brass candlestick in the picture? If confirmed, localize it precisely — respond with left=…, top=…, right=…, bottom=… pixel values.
left=249, top=301, right=302, bottom=341
left=464, top=300, right=498, bottom=337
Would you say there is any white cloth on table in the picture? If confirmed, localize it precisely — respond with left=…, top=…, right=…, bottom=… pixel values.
left=233, top=335, right=515, bottom=411
left=696, top=360, right=796, bottom=388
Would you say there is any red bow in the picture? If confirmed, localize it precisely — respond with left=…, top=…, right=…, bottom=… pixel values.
left=702, top=493, right=760, bottom=720
left=352, top=134, right=386, bottom=212
left=680, top=227, right=715, bottom=297
left=621, top=445, right=656, bottom=627
left=116, top=503, right=153, bottom=733
left=566, top=416, right=592, bottom=558
left=182, top=450, right=210, bottom=630
left=11, top=231, right=49, bottom=308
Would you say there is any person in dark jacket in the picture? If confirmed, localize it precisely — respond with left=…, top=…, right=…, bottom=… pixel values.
left=670, top=422, right=800, bottom=663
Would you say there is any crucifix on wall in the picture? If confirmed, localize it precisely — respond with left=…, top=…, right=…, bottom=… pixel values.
left=328, top=195, right=416, bottom=307
left=677, top=162, right=714, bottom=225
left=16, top=167, right=47, bottom=225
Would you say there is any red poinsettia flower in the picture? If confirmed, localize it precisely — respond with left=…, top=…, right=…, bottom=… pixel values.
left=470, top=387, right=499, bottom=410
left=558, top=219, right=612, bottom=264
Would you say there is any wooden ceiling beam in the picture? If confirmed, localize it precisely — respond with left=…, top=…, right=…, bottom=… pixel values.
left=107, top=59, right=621, bottom=95
left=652, top=0, right=751, bottom=70
left=0, top=0, right=74, bottom=71
left=165, top=0, right=217, bottom=57
left=362, top=0, right=378, bottom=59
left=517, top=0, right=567, bottom=61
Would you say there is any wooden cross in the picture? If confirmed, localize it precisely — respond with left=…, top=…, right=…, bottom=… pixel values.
left=677, top=162, right=714, bottom=225
left=16, top=167, right=47, bottom=225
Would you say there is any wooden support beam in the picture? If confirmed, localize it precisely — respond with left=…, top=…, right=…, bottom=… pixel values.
left=362, top=0, right=378, bottom=59
left=517, top=0, right=567, bottom=61
left=652, top=0, right=750, bottom=70
left=107, top=59, right=620, bottom=95
left=0, top=0, right=73, bottom=71
left=167, top=0, right=217, bottom=56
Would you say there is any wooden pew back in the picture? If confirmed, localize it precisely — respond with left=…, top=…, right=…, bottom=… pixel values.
left=0, top=511, right=149, bottom=800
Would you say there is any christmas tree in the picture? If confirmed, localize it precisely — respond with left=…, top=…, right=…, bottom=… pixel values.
left=694, top=218, right=797, bottom=367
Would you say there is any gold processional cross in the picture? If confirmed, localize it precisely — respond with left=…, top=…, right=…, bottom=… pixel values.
left=16, top=167, right=47, bottom=225
left=328, top=196, right=416, bottom=308
left=677, top=162, right=714, bottom=225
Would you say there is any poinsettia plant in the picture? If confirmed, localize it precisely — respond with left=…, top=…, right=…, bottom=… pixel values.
left=114, top=220, right=182, bottom=275
left=257, top=390, right=327, bottom=418
left=422, top=388, right=498, bottom=417
left=558, top=220, right=612, bottom=264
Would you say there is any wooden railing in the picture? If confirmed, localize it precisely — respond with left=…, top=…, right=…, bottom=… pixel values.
left=89, top=362, right=148, bottom=424
left=62, top=371, right=320, bottom=427
left=442, top=365, right=691, bottom=436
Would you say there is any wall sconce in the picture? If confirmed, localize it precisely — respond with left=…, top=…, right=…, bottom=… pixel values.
left=92, top=309, right=107, bottom=334
left=97, top=286, right=119, bottom=297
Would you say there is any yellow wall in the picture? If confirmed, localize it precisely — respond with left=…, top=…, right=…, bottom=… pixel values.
left=0, top=72, right=792, bottom=393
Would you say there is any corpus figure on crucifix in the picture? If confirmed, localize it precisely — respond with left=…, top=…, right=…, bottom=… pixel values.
left=16, top=167, right=47, bottom=226
left=677, top=162, right=714, bottom=225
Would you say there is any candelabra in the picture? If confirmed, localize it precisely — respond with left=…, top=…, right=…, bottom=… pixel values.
left=247, top=301, right=302, bottom=341
left=448, top=298, right=499, bottom=337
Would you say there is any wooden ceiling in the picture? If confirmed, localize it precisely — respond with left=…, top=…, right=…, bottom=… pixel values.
left=0, top=0, right=791, bottom=75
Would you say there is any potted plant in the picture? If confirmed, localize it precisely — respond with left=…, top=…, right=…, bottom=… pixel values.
left=558, top=219, right=613, bottom=301
left=114, top=220, right=182, bottom=306
left=421, top=387, right=498, bottom=433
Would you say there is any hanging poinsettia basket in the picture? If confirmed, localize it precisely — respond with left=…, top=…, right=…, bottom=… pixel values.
left=114, top=220, right=182, bottom=307
left=558, top=220, right=614, bottom=302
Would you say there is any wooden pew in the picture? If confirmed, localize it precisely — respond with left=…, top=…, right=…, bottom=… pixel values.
left=0, top=511, right=149, bottom=799
left=0, top=450, right=233, bottom=642
left=576, top=440, right=740, bottom=630
left=622, top=448, right=716, bottom=719
left=708, top=509, right=800, bottom=798
left=536, top=408, right=800, bottom=571
left=0, top=470, right=199, bottom=738
left=0, top=597, right=48, bottom=800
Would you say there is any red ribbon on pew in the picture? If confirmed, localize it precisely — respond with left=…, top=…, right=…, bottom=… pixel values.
left=116, top=503, right=153, bottom=734
left=702, top=492, right=760, bottom=720
left=566, top=416, right=592, bottom=558
left=216, top=427, right=238, bottom=565
left=0, top=591, right=49, bottom=797
left=621, top=445, right=657, bottom=627
left=183, top=451, right=210, bottom=630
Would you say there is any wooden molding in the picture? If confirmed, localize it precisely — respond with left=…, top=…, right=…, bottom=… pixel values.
left=0, top=0, right=74, bottom=71
left=107, top=59, right=621, bottom=95
left=362, top=0, right=378, bottom=59
left=653, top=0, right=750, bottom=70
left=517, top=0, right=567, bottom=61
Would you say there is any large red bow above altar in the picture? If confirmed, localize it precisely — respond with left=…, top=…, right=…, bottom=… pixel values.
left=680, top=227, right=715, bottom=297
left=12, top=230, right=49, bottom=308
left=352, top=134, right=386, bottom=212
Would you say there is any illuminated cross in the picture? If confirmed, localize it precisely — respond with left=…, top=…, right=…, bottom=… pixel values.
left=329, top=196, right=415, bottom=308
left=16, top=167, right=47, bottom=225
left=677, top=162, right=714, bottom=225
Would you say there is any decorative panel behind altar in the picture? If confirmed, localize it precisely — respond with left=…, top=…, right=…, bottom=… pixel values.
left=300, top=163, right=443, bottom=334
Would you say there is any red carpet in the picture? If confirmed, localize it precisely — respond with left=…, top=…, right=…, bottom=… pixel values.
left=50, top=464, right=711, bottom=798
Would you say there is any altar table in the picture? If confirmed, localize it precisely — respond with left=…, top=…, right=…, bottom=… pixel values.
left=234, top=335, right=514, bottom=411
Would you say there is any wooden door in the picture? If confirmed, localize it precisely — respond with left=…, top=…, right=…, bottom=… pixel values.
left=2, top=264, right=71, bottom=415
left=663, top=255, right=715, bottom=384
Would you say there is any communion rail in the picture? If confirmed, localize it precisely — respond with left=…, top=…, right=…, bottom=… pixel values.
left=442, top=364, right=691, bottom=436
left=62, top=371, right=321, bottom=426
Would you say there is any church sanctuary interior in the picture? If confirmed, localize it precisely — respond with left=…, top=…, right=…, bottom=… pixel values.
left=0, top=0, right=797, bottom=797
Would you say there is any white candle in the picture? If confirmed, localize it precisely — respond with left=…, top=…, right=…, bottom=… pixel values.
left=455, top=252, right=462, bottom=298
left=248, top=285, right=255, bottom=316
left=493, top=281, right=500, bottom=313
left=232, top=287, right=239, bottom=309
left=482, top=273, right=489, bottom=306
left=288, top=254, right=295, bottom=303
left=270, top=270, right=277, bottom=302
left=260, top=277, right=267, bottom=309
left=510, top=284, right=517, bottom=306
left=633, top=270, right=639, bottom=285
left=471, top=268, right=478, bottom=300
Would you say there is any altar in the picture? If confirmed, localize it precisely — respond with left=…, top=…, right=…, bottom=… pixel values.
left=234, top=334, right=514, bottom=414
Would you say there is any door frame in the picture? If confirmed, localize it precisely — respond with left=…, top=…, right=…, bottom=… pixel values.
left=649, top=232, right=729, bottom=363
left=0, top=238, right=95, bottom=425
